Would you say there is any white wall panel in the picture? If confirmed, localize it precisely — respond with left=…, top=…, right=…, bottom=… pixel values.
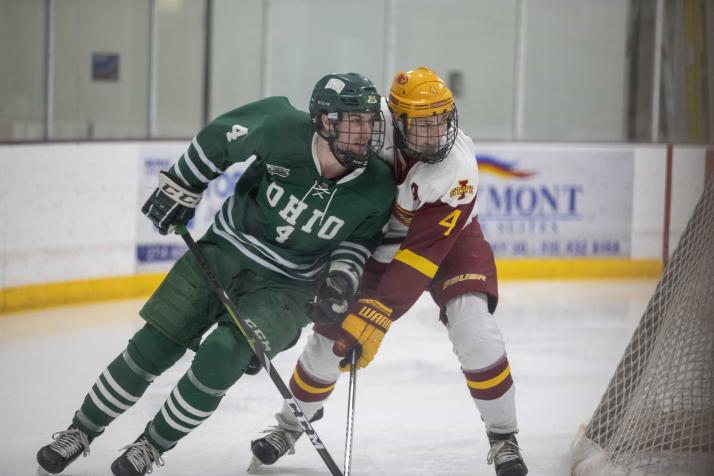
left=390, top=0, right=519, bottom=139
left=155, top=0, right=206, bottom=137
left=631, top=146, right=667, bottom=258
left=51, top=0, right=151, bottom=139
left=0, top=143, right=144, bottom=287
left=522, top=0, right=629, bottom=140
left=670, top=146, right=706, bottom=253
left=0, top=0, right=46, bottom=141
left=264, top=0, right=385, bottom=111
left=210, top=0, right=265, bottom=118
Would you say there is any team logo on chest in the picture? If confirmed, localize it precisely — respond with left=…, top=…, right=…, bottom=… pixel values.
left=411, top=183, right=419, bottom=202
left=311, top=182, right=331, bottom=199
left=449, top=179, right=475, bottom=200
left=265, top=182, right=345, bottom=243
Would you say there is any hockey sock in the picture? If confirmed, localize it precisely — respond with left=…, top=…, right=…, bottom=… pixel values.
left=463, top=354, right=513, bottom=401
left=445, top=293, right=518, bottom=433
left=145, top=323, right=252, bottom=451
left=463, top=356, right=518, bottom=433
left=283, top=360, right=336, bottom=424
left=275, top=332, right=341, bottom=426
left=72, top=324, right=186, bottom=438
left=145, top=369, right=224, bottom=451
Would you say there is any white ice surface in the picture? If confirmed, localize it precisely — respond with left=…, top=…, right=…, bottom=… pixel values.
left=0, top=280, right=657, bottom=476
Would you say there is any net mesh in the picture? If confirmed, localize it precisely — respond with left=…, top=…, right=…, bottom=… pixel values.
left=572, top=178, right=714, bottom=476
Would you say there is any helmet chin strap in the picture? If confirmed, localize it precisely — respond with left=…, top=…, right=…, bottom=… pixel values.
left=327, top=139, right=353, bottom=169
left=393, top=118, right=417, bottom=162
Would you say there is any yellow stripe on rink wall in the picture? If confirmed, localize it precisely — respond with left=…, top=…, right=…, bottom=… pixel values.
left=0, top=259, right=662, bottom=315
left=0, top=274, right=166, bottom=315
left=496, top=258, right=662, bottom=280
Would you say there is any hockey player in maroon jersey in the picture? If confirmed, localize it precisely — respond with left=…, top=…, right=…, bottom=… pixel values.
left=250, top=67, right=527, bottom=476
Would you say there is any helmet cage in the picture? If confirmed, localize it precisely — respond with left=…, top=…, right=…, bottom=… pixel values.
left=315, top=110, right=385, bottom=169
left=393, top=105, right=458, bottom=164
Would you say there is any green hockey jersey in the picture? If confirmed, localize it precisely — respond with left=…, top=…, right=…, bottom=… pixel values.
left=168, top=96, right=395, bottom=282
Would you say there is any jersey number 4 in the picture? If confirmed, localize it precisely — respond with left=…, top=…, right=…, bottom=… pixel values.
left=438, top=209, right=461, bottom=236
left=226, top=124, right=248, bottom=142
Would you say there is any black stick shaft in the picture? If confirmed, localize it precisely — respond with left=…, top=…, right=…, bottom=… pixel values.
left=344, top=348, right=358, bottom=475
left=177, top=226, right=343, bottom=476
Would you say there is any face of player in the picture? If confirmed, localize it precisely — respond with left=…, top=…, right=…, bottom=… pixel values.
left=404, top=112, right=451, bottom=156
left=332, top=112, right=376, bottom=157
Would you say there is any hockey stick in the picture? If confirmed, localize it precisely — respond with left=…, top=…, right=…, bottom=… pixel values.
left=176, top=226, right=343, bottom=476
left=343, top=347, right=360, bottom=476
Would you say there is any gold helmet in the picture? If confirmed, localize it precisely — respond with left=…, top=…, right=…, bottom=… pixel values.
left=388, top=67, right=458, bottom=163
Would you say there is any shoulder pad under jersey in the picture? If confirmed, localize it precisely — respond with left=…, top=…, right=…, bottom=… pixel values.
left=411, top=130, right=479, bottom=208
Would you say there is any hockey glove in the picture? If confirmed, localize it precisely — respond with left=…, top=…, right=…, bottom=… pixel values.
left=142, top=171, right=202, bottom=235
left=333, top=298, right=392, bottom=371
left=306, top=262, right=360, bottom=324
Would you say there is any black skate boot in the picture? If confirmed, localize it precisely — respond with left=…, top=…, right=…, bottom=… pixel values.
left=110, top=435, right=164, bottom=476
left=37, top=426, right=93, bottom=474
left=249, top=407, right=324, bottom=468
left=487, top=431, right=528, bottom=476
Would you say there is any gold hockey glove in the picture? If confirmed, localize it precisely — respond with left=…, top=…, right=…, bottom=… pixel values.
left=333, top=299, right=392, bottom=371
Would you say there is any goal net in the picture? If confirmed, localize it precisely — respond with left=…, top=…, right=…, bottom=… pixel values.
left=572, top=178, right=714, bottom=476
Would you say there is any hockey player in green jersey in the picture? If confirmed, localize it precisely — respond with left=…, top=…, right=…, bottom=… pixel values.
left=36, top=72, right=395, bottom=476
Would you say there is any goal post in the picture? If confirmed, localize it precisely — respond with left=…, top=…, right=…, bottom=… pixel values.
left=571, top=178, right=714, bottom=476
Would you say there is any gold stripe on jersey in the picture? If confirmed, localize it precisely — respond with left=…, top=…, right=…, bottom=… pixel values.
left=466, top=364, right=511, bottom=390
left=392, top=202, right=414, bottom=226
left=394, top=249, right=438, bottom=278
left=292, top=368, right=336, bottom=395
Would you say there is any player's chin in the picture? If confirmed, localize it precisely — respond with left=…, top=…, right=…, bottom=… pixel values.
left=419, top=145, right=440, bottom=155
left=347, top=144, right=369, bottom=156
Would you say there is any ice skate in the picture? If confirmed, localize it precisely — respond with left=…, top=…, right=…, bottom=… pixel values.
left=36, top=426, right=93, bottom=474
left=110, top=435, right=164, bottom=476
left=247, top=407, right=324, bottom=471
left=487, top=431, right=528, bottom=476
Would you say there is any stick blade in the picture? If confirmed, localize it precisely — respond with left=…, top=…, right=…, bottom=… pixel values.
left=246, top=455, right=263, bottom=473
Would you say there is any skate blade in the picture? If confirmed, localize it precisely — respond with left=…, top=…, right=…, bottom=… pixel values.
left=246, top=455, right=263, bottom=473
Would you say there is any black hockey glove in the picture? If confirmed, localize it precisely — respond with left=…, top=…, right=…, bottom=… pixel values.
left=306, top=262, right=360, bottom=324
left=142, top=171, right=202, bottom=235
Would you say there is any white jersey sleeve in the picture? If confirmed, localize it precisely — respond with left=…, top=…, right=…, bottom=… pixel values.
left=378, top=97, right=397, bottom=167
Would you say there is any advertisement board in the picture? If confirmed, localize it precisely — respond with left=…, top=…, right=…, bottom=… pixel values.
left=136, top=143, right=635, bottom=271
left=475, top=145, right=634, bottom=258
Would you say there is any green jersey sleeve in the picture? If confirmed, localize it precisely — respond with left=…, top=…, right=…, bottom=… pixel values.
left=328, top=160, right=395, bottom=277
left=167, top=97, right=297, bottom=190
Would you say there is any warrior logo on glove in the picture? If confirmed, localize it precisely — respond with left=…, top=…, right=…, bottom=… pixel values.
left=333, top=298, right=393, bottom=370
